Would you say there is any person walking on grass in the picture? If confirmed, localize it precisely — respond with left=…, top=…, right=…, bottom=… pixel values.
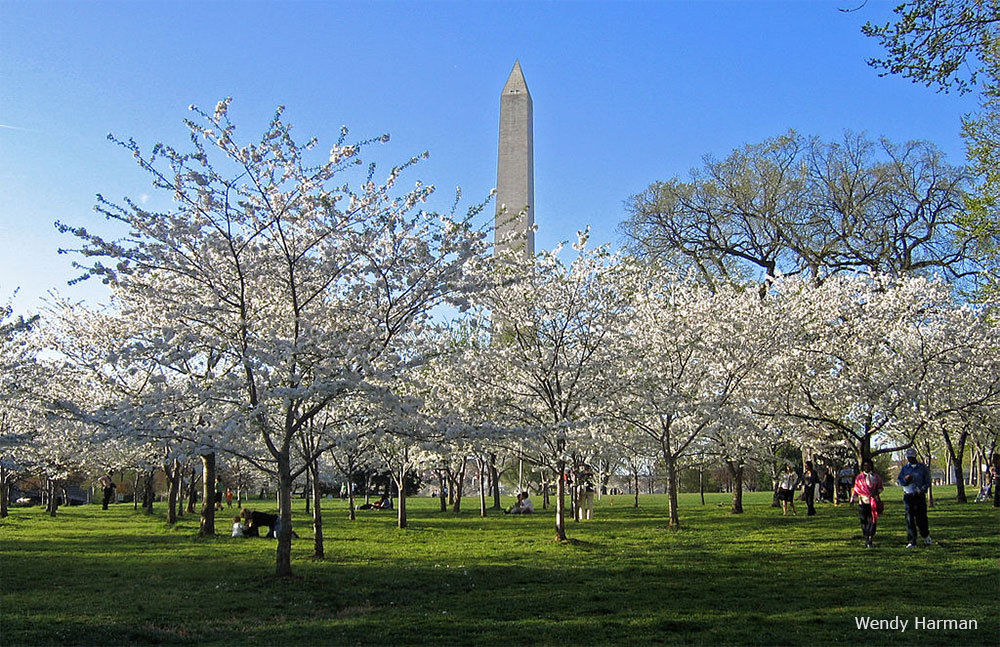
left=851, top=459, right=883, bottom=548
left=578, top=464, right=596, bottom=520
left=215, top=477, right=224, bottom=511
left=897, top=448, right=932, bottom=548
left=801, top=461, right=819, bottom=516
left=98, top=473, right=116, bottom=510
left=777, top=463, right=798, bottom=516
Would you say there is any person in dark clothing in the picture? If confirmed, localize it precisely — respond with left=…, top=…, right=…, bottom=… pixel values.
left=241, top=508, right=277, bottom=538
left=897, top=448, right=932, bottom=547
left=801, top=461, right=819, bottom=516
left=819, top=471, right=835, bottom=503
left=98, top=474, right=116, bottom=510
left=851, top=460, right=883, bottom=549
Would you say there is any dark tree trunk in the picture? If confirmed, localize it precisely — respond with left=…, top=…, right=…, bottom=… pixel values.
left=46, top=479, right=59, bottom=517
left=554, top=461, right=567, bottom=541
left=436, top=470, right=447, bottom=512
left=451, top=459, right=466, bottom=513
left=728, top=460, right=744, bottom=514
left=542, top=470, right=550, bottom=509
left=199, top=453, right=216, bottom=537
left=186, top=467, right=197, bottom=513
left=346, top=458, right=357, bottom=521
left=310, top=460, right=324, bottom=559
left=663, top=446, right=680, bottom=528
left=165, top=459, right=180, bottom=524
left=304, top=468, right=311, bottom=515
left=857, top=435, right=874, bottom=466
left=275, top=457, right=293, bottom=577
left=477, top=456, right=488, bottom=518
left=570, top=469, right=579, bottom=522
left=142, top=469, right=155, bottom=515
left=699, top=467, right=705, bottom=505
left=923, top=440, right=935, bottom=508
left=1, top=467, right=9, bottom=518
left=489, top=453, right=502, bottom=509
left=941, top=426, right=969, bottom=503
left=992, top=450, right=1000, bottom=508
left=133, top=471, right=140, bottom=511
left=633, top=470, right=640, bottom=508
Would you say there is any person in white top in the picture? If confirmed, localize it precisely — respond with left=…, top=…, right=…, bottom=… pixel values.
left=231, top=516, right=245, bottom=537
left=506, top=491, right=534, bottom=514
left=777, top=463, right=800, bottom=516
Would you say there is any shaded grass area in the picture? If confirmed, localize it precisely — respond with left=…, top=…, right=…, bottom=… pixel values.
left=1, top=488, right=996, bottom=646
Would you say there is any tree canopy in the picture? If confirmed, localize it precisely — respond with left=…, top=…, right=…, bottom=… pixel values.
left=619, top=131, right=974, bottom=286
left=862, top=0, right=1000, bottom=94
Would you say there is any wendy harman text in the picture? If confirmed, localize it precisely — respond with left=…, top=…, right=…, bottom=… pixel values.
left=854, top=616, right=978, bottom=632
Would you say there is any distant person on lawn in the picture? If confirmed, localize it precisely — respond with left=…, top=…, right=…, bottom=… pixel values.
left=240, top=508, right=277, bottom=538
left=819, top=470, right=835, bottom=503
left=360, top=494, right=393, bottom=510
left=505, top=491, right=534, bottom=514
left=577, top=465, right=596, bottom=520
left=215, top=477, right=224, bottom=511
left=897, top=448, right=932, bottom=548
left=851, top=459, right=883, bottom=549
left=777, top=463, right=799, bottom=516
left=98, top=473, right=116, bottom=510
left=231, top=516, right=245, bottom=537
left=801, top=461, right=819, bottom=516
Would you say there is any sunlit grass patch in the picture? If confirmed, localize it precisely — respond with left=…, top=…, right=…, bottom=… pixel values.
left=1, top=488, right=996, bottom=645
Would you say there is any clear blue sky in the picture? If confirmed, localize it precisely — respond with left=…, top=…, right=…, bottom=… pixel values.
left=0, top=0, right=980, bottom=314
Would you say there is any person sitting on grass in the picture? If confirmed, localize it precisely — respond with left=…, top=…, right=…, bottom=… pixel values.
left=358, top=493, right=393, bottom=510
left=240, top=508, right=277, bottom=538
left=231, top=516, right=245, bottom=538
left=504, top=491, right=534, bottom=514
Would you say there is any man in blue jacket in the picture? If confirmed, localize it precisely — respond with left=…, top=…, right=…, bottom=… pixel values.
left=897, top=448, right=932, bottom=548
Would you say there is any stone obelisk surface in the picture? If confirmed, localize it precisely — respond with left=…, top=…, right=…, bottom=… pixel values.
left=495, top=61, right=535, bottom=258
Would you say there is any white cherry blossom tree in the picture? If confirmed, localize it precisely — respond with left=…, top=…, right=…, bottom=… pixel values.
left=462, top=235, right=631, bottom=540
left=56, top=100, right=488, bottom=576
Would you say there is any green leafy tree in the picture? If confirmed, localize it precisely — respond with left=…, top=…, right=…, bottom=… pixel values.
left=620, top=132, right=973, bottom=286
left=862, top=0, right=1000, bottom=94
left=961, top=43, right=1000, bottom=307
left=863, top=1, right=1000, bottom=306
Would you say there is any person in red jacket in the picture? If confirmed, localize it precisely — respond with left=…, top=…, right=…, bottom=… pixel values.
left=850, top=460, right=884, bottom=549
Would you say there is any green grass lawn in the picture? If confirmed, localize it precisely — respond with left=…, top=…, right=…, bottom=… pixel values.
left=1, top=487, right=996, bottom=646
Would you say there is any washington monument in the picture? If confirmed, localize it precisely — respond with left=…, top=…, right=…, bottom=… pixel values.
left=495, top=60, right=535, bottom=258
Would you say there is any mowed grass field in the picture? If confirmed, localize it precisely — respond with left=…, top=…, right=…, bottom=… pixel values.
left=1, top=487, right=996, bottom=646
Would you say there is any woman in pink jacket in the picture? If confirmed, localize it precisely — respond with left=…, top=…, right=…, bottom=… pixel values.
left=850, top=459, right=884, bottom=549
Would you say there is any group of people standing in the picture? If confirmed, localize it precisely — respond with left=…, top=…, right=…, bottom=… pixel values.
left=214, top=477, right=235, bottom=511
left=776, top=461, right=821, bottom=516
